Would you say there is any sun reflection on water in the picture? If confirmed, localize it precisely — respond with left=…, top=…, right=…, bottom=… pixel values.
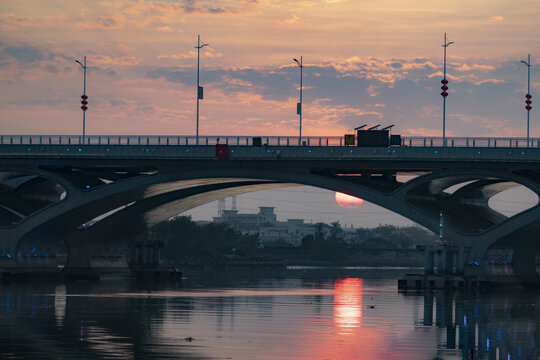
left=334, top=277, right=363, bottom=332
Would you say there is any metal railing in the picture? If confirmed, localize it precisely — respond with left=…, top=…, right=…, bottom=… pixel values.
left=1, top=135, right=540, bottom=148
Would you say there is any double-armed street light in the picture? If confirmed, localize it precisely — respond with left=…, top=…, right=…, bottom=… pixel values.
left=521, top=54, right=533, bottom=146
left=195, top=34, right=209, bottom=145
left=441, top=33, right=454, bottom=147
left=75, top=56, right=88, bottom=143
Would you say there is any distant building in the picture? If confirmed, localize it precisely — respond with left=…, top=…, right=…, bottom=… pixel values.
left=213, top=207, right=316, bottom=246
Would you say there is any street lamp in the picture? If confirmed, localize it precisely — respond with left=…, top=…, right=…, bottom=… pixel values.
left=293, top=56, right=304, bottom=145
left=441, top=33, right=454, bottom=147
left=75, top=56, right=88, bottom=143
left=293, top=56, right=303, bottom=143
left=521, top=54, right=533, bottom=147
left=195, top=34, right=208, bottom=145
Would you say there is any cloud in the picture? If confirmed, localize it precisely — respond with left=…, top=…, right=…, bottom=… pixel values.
left=76, top=15, right=126, bottom=30
left=489, top=16, right=504, bottom=22
left=283, top=14, right=300, bottom=24
left=92, top=55, right=140, bottom=66
left=0, top=13, right=50, bottom=31
left=157, top=49, right=223, bottom=60
left=0, top=45, right=43, bottom=63
left=155, top=26, right=172, bottom=32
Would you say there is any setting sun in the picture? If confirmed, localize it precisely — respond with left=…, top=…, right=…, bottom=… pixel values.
left=335, top=192, right=364, bottom=209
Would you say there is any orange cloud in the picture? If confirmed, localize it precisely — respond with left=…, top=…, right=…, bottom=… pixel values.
left=92, top=55, right=139, bottom=66
left=0, top=13, right=50, bottom=31
left=489, top=16, right=504, bottom=22
left=76, top=15, right=126, bottom=30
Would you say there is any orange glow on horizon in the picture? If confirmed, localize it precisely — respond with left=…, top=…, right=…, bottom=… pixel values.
left=335, top=192, right=364, bottom=209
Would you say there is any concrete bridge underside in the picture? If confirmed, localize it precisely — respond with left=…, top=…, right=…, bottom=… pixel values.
left=1, top=157, right=540, bottom=285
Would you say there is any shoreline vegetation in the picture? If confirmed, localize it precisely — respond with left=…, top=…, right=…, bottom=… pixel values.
left=155, top=216, right=436, bottom=269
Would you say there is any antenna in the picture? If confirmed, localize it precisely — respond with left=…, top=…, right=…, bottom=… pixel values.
left=367, top=124, right=380, bottom=130
left=381, top=125, right=395, bottom=131
left=354, top=125, right=367, bottom=130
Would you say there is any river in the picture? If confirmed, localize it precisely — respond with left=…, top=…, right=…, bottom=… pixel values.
left=0, top=267, right=537, bottom=359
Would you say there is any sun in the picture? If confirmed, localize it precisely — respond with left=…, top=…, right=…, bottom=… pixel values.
left=335, top=192, right=364, bottom=209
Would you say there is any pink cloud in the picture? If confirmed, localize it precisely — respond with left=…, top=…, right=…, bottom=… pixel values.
left=0, top=13, right=50, bottom=31
left=76, top=15, right=126, bottom=30
left=92, top=55, right=139, bottom=66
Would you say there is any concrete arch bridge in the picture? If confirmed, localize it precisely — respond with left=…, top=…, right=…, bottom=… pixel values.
left=1, top=135, right=540, bottom=285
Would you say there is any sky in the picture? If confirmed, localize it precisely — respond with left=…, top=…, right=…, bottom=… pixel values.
left=1, top=0, right=539, bottom=226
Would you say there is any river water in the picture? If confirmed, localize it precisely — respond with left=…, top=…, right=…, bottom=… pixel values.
left=0, top=267, right=538, bottom=360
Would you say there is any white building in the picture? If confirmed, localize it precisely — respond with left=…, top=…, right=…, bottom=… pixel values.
left=213, top=207, right=315, bottom=246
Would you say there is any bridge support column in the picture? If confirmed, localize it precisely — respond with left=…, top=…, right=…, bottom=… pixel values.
left=455, top=246, right=465, bottom=274
left=424, top=246, right=435, bottom=275
left=63, top=234, right=99, bottom=280
left=445, top=247, right=454, bottom=274
left=436, top=248, right=447, bottom=275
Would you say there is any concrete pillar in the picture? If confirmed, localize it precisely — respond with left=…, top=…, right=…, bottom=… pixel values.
left=152, top=243, right=160, bottom=267
left=437, top=247, right=447, bottom=275
left=446, top=326, right=456, bottom=349
left=137, top=244, right=144, bottom=267
left=455, top=246, right=465, bottom=274
left=423, top=292, right=434, bottom=326
left=145, top=245, right=152, bottom=267
left=424, top=246, right=434, bottom=275
left=445, top=247, right=454, bottom=274
left=62, top=236, right=99, bottom=279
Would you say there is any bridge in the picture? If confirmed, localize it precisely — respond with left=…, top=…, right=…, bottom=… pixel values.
left=1, top=134, right=540, bottom=285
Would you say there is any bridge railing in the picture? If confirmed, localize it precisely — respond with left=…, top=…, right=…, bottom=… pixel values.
left=403, top=137, right=540, bottom=148
left=1, top=135, right=540, bottom=148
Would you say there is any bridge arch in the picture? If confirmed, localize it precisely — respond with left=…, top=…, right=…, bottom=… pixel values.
left=2, top=164, right=540, bottom=285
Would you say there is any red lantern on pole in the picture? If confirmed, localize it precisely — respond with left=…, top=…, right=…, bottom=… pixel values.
left=81, top=95, right=88, bottom=111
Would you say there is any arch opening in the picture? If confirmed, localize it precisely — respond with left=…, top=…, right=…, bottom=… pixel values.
left=488, top=186, right=539, bottom=217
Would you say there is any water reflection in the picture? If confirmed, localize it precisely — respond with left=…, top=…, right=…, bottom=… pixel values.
left=334, top=277, right=363, bottom=331
left=1, top=270, right=540, bottom=359
left=415, top=290, right=540, bottom=360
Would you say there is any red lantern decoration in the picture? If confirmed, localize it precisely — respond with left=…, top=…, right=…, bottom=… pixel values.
left=81, top=95, right=88, bottom=111
left=526, top=105, right=532, bottom=111
left=441, top=79, right=448, bottom=85
left=441, top=91, right=448, bottom=97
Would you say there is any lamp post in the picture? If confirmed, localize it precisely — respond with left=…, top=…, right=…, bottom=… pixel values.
left=293, top=56, right=303, bottom=143
left=195, top=34, right=208, bottom=145
left=75, top=56, right=88, bottom=143
left=441, top=33, right=454, bottom=147
left=521, top=54, right=532, bottom=147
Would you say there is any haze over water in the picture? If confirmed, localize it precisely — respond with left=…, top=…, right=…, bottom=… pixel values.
left=1, top=268, right=536, bottom=359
